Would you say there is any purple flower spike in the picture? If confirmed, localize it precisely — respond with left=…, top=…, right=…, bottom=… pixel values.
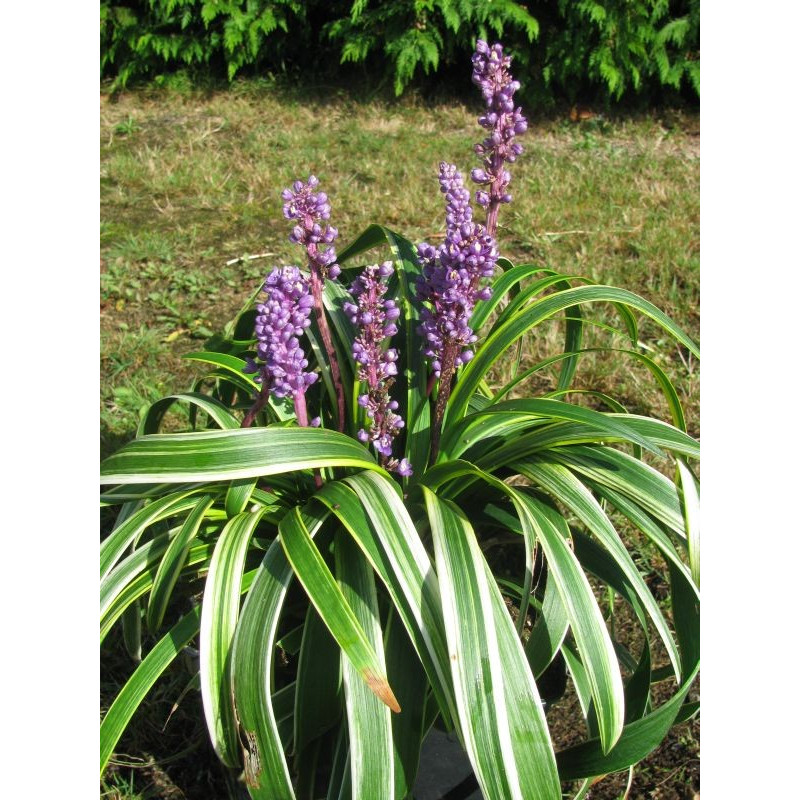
left=349, top=260, right=411, bottom=476
left=244, top=266, right=317, bottom=400
left=283, top=175, right=347, bottom=432
left=282, top=176, right=340, bottom=280
left=416, top=163, right=498, bottom=378
left=470, top=40, right=527, bottom=236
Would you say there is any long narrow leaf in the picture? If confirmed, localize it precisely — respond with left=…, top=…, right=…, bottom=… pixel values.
left=335, top=531, right=394, bottom=798
left=556, top=663, right=700, bottom=780
left=231, top=506, right=329, bottom=799
left=100, top=606, right=201, bottom=774
left=676, top=459, right=700, bottom=587
left=100, top=427, right=379, bottom=484
left=423, top=487, right=561, bottom=800
left=101, top=543, right=215, bottom=641
left=279, top=507, right=400, bottom=713
left=315, top=475, right=456, bottom=725
left=440, top=398, right=664, bottom=462
left=138, top=392, right=240, bottom=436
left=100, top=489, right=208, bottom=580
left=200, top=508, right=266, bottom=767
left=515, top=459, right=683, bottom=681
left=449, top=284, right=699, bottom=424
left=511, top=490, right=625, bottom=752
left=147, top=495, right=215, bottom=631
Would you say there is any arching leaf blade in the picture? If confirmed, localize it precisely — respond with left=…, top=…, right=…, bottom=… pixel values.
left=335, top=530, right=395, bottom=799
left=100, top=427, right=379, bottom=484
left=200, top=508, right=266, bottom=767
left=279, top=507, right=400, bottom=713
left=423, top=487, right=561, bottom=800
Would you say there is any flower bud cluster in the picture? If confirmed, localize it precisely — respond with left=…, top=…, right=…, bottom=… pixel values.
left=244, top=266, right=318, bottom=399
left=281, top=175, right=341, bottom=280
left=470, top=40, right=528, bottom=213
left=416, top=163, right=498, bottom=377
left=346, top=261, right=412, bottom=476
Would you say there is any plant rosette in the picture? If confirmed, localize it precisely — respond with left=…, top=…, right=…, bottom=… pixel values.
left=100, top=39, right=699, bottom=800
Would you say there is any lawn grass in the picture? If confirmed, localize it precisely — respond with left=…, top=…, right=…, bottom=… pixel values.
left=100, top=83, right=699, bottom=799
left=101, top=84, right=698, bottom=457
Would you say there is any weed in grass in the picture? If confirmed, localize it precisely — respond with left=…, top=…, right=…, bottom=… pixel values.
left=113, top=115, right=141, bottom=137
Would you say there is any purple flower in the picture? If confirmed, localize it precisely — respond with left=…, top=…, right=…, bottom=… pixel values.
left=416, top=163, right=498, bottom=377
left=244, top=266, right=318, bottom=399
left=281, top=175, right=341, bottom=280
left=470, top=40, right=527, bottom=235
left=348, top=261, right=411, bottom=476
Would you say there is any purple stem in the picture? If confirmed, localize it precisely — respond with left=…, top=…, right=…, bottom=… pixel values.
left=429, top=341, right=458, bottom=464
left=309, top=267, right=346, bottom=433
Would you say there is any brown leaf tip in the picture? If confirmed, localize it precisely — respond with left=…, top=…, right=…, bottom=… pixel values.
left=363, top=669, right=402, bottom=713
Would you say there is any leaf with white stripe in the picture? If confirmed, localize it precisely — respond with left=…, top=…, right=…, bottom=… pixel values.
left=316, top=475, right=456, bottom=726
left=423, top=487, right=561, bottom=800
left=676, top=459, right=700, bottom=588
left=557, top=663, right=700, bottom=780
left=100, top=488, right=210, bottom=580
left=200, top=508, right=266, bottom=767
left=514, top=458, right=683, bottom=681
left=335, top=530, right=394, bottom=798
left=101, top=542, right=215, bottom=641
left=279, top=507, right=400, bottom=713
left=510, top=489, right=625, bottom=753
left=101, top=606, right=201, bottom=775
left=147, top=495, right=215, bottom=631
left=547, top=446, right=686, bottom=537
left=100, top=427, right=379, bottom=484
left=231, top=505, right=330, bottom=799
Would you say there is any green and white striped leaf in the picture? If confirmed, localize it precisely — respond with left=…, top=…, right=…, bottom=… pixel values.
left=182, top=351, right=259, bottom=389
left=494, top=346, right=688, bottom=433
left=556, top=662, right=700, bottom=780
left=514, top=459, right=683, bottom=681
left=100, top=427, right=379, bottom=484
left=279, top=506, right=400, bottom=713
left=200, top=508, right=266, bottom=767
left=525, top=566, right=570, bottom=679
left=316, top=474, right=456, bottom=725
left=101, top=605, right=201, bottom=775
left=101, top=533, right=169, bottom=620
left=424, top=487, right=560, bottom=800
left=335, top=530, right=394, bottom=799
left=591, top=485, right=695, bottom=592
left=440, top=398, right=665, bottom=462
left=100, top=488, right=210, bottom=580
left=547, top=446, right=686, bottom=536
left=147, top=495, right=215, bottom=631
left=510, top=490, right=625, bottom=752
left=676, top=459, right=700, bottom=587
left=101, top=542, right=215, bottom=642
left=231, top=506, right=329, bottom=799
left=225, top=477, right=258, bottom=517
left=138, top=391, right=240, bottom=436
left=449, top=284, right=699, bottom=424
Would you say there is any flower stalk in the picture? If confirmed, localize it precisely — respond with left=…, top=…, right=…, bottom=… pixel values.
left=346, top=261, right=412, bottom=476
left=282, top=176, right=347, bottom=432
left=470, top=40, right=528, bottom=238
left=417, top=162, right=498, bottom=463
left=243, top=265, right=318, bottom=419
